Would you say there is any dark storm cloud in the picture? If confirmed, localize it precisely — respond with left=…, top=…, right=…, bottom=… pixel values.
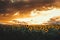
left=0, top=0, right=56, bottom=14
left=0, top=0, right=11, bottom=14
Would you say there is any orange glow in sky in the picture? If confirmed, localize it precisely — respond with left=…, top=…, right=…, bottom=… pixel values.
left=0, top=7, right=60, bottom=25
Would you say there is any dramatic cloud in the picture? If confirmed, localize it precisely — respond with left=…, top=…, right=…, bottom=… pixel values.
left=47, top=16, right=60, bottom=25
left=0, top=0, right=56, bottom=14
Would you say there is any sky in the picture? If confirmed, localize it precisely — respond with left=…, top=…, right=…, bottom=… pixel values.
left=0, top=0, right=55, bottom=14
left=0, top=0, right=60, bottom=25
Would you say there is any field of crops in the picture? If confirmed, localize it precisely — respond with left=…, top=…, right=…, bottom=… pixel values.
left=0, top=24, right=60, bottom=40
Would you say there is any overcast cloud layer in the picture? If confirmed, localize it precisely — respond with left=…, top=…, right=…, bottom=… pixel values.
left=0, top=0, right=56, bottom=14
